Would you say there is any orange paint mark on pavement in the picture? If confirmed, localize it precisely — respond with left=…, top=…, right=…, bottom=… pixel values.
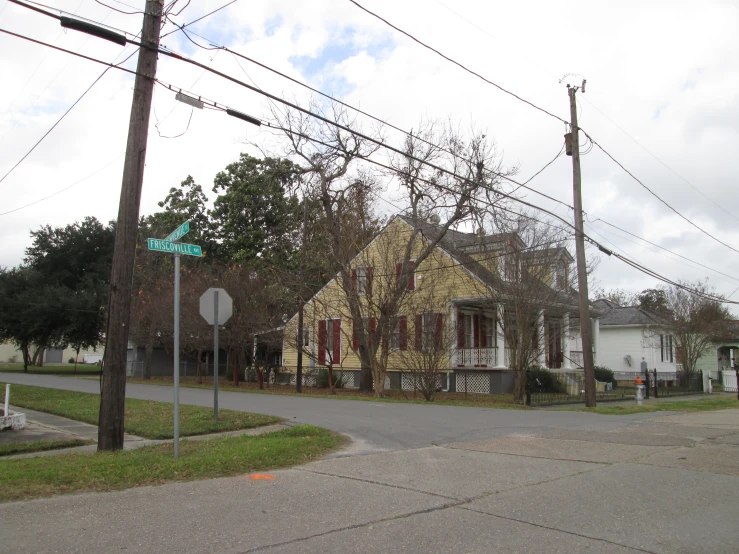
left=248, top=473, right=276, bottom=481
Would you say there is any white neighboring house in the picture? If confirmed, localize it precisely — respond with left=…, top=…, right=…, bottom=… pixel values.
left=592, top=299, right=678, bottom=375
left=0, top=341, right=101, bottom=365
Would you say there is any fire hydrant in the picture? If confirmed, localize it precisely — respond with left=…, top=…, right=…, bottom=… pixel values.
left=635, top=376, right=645, bottom=405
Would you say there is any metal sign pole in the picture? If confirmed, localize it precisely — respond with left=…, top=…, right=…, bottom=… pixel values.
left=213, top=289, right=219, bottom=421
left=173, top=252, right=181, bottom=458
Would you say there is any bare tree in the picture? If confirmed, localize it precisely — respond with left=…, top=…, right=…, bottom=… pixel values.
left=656, top=280, right=731, bottom=380
left=477, top=214, right=577, bottom=402
left=271, top=102, right=515, bottom=396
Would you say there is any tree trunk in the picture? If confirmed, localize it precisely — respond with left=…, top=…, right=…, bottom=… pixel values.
left=31, top=345, right=40, bottom=366
left=513, top=367, right=526, bottom=403
left=74, top=347, right=80, bottom=373
left=374, top=368, right=385, bottom=398
left=144, top=342, right=153, bottom=380
left=37, top=346, right=45, bottom=367
left=21, top=342, right=29, bottom=372
left=231, top=348, right=240, bottom=386
left=327, top=366, right=335, bottom=394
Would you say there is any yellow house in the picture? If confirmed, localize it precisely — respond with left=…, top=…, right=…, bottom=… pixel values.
left=280, top=216, right=595, bottom=394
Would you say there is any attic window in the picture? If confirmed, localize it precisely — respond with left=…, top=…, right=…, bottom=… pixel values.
left=553, top=262, right=567, bottom=290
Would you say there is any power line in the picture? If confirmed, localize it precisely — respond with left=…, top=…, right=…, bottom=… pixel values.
left=345, top=0, right=739, bottom=260
left=93, top=0, right=142, bottom=15
left=579, top=95, right=739, bottom=225
left=426, top=0, right=739, bottom=227
left=160, top=0, right=241, bottom=39
left=153, top=22, right=579, bottom=215
left=581, top=128, right=739, bottom=257
left=589, top=218, right=739, bottom=284
left=6, top=10, right=736, bottom=305
left=346, top=0, right=568, bottom=125
left=0, top=154, right=123, bottom=215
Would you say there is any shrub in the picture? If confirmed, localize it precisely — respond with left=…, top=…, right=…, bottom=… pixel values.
left=7, top=355, right=18, bottom=363
left=315, top=369, right=347, bottom=389
left=526, top=367, right=563, bottom=394
left=68, top=357, right=76, bottom=364
left=594, top=366, right=616, bottom=387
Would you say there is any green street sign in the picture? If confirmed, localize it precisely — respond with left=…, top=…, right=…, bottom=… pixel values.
left=164, top=221, right=189, bottom=242
left=147, top=238, right=202, bottom=257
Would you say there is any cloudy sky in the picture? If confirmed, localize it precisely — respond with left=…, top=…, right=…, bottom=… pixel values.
left=1, top=0, right=738, bottom=307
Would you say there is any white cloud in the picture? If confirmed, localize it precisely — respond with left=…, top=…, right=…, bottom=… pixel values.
left=1, top=0, right=738, bottom=310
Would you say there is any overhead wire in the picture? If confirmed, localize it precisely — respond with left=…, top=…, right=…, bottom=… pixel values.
left=580, top=128, right=739, bottom=256
left=347, top=0, right=739, bottom=259
left=5, top=7, right=737, bottom=304
left=346, top=0, right=568, bottom=125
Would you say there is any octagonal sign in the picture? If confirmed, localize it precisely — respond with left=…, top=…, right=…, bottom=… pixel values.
left=199, top=288, right=233, bottom=325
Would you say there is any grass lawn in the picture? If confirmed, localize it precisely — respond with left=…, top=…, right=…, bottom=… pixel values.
left=0, top=438, right=93, bottom=457
left=2, top=382, right=281, bottom=439
left=125, top=376, right=531, bottom=410
left=0, top=363, right=102, bottom=376
left=0, top=425, right=344, bottom=502
left=564, top=395, right=738, bottom=415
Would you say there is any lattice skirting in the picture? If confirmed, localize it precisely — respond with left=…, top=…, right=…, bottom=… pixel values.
left=288, top=374, right=317, bottom=387
left=401, top=373, right=443, bottom=391
left=455, top=371, right=491, bottom=394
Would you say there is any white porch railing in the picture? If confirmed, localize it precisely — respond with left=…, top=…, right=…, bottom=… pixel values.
left=454, top=347, right=497, bottom=368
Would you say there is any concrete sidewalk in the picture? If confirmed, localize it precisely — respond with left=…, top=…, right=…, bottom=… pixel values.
left=5, top=406, right=289, bottom=458
left=2, top=405, right=737, bottom=553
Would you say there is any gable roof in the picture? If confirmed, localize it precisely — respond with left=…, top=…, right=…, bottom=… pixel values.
left=399, top=216, right=593, bottom=313
left=594, top=299, right=663, bottom=326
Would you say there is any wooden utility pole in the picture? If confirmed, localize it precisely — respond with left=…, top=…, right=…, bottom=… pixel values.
left=296, top=198, right=308, bottom=393
left=98, top=0, right=164, bottom=450
left=567, top=82, right=596, bottom=408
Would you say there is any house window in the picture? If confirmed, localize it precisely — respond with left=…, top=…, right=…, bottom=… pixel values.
left=485, top=316, right=496, bottom=348
left=553, top=262, right=567, bottom=290
left=660, top=334, right=673, bottom=363
left=416, top=312, right=443, bottom=351
left=500, top=253, right=519, bottom=281
left=318, top=318, right=341, bottom=365
left=296, top=327, right=310, bottom=347
left=353, top=266, right=373, bottom=295
left=389, top=315, right=408, bottom=351
left=396, top=260, right=415, bottom=291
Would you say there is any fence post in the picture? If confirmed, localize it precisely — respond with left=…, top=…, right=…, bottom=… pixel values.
left=653, top=368, right=658, bottom=398
left=700, top=369, right=704, bottom=393
left=644, top=369, right=650, bottom=399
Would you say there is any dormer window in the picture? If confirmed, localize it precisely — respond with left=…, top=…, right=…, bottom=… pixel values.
left=553, top=262, right=567, bottom=290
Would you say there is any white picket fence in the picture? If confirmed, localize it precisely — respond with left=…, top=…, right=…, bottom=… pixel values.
left=722, top=370, right=738, bottom=392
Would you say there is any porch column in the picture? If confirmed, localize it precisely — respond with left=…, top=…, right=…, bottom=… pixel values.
left=591, top=318, right=600, bottom=366
left=495, top=304, right=506, bottom=368
left=537, top=309, right=546, bottom=367
left=562, top=312, right=571, bottom=369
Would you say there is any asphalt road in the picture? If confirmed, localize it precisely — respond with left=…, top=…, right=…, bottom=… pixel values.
left=0, top=372, right=645, bottom=452
left=2, top=374, right=739, bottom=553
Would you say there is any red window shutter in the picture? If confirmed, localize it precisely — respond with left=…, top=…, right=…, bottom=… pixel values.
left=370, top=317, right=376, bottom=346
left=318, top=320, right=327, bottom=364
left=367, top=267, right=373, bottom=296
left=352, top=318, right=358, bottom=351
left=415, top=314, right=423, bottom=349
left=396, top=263, right=402, bottom=289
left=480, top=316, right=487, bottom=348
left=399, top=315, right=408, bottom=350
left=435, top=313, right=444, bottom=350
left=351, top=269, right=357, bottom=291
left=473, top=314, right=480, bottom=348
left=408, top=260, right=415, bottom=290
left=332, top=319, right=341, bottom=364
left=457, top=311, right=465, bottom=348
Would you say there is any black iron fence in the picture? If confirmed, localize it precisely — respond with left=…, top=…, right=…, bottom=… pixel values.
left=526, top=369, right=705, bottom=406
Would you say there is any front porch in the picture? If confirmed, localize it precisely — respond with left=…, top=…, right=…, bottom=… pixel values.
left=452, top=301, right=599, bottom=371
